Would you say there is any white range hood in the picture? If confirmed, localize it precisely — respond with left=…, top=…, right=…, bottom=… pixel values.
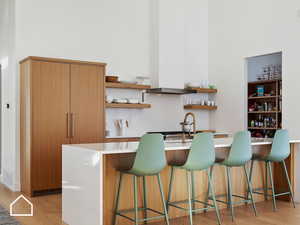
left=148, top=0, right=186, bottom=94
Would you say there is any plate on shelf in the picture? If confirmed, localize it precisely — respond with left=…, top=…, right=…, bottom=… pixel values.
left=119, top=80, right=137, bottom=84
left=127, top=98, right=140, bottom=104
left=113, top=98, right=128, bottom=104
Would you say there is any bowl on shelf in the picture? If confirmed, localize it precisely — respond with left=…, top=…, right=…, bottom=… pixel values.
left=119, top=80, right=137, bottom=84
left=208, top=84, right=216, bottom=89
left=136, top=76, right=151, bottom=85
left=106, top=96, right=114, bottom=103
left=127, top=98, right=140, bottom=104
left=185, top=82, right=201, bottom=88
left=112, top=98, right=128, bottom=104
left=106, top=76, right=119, bottom=83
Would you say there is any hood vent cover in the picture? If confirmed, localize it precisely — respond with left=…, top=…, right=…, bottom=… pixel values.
left=146, top=88, right=195, bottom=95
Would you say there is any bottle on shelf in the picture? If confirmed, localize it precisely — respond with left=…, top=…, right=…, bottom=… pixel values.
left=264, top=102, right=268, bottom=111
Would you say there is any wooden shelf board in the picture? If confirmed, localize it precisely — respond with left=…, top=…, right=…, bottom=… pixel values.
left=105, top=82, right=151, bottom=90
left=248, top=95, right=279, bottom=100
left=106, top=103, right=151, bottom=109
left=186, top=87, right=217, bottom=93
left=248, top=111, right=279, bottom=114
left=184, top=105, right=217, bottom=110
left=248, top=79, right=281, bottom=85
left=248, top=127, right=277, bottom=130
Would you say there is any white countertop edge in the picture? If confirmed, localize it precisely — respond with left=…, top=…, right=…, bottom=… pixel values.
left=62, top=139, right=300, bottom=155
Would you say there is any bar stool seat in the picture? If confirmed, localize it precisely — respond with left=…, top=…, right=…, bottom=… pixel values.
left=167, top=133, right=221, bottom=225
left=113, top=134, right=170, bottom=225
left=206, top=131, right=257, bottom=221
left=249, top=129, right=296, bottom=211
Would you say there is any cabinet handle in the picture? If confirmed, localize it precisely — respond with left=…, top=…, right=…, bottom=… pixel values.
left=71, top=113, right=75, bottom=138
left=66, top=113, right=70, bottom=138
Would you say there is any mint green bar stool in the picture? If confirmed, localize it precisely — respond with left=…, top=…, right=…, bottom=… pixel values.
left=167, top=133, right=221, bottom=225
left=113, top=134, right=170, bottom=225
left=206, top=131, right=257, bottom=221
left=248, top=129, right=295, bottom=211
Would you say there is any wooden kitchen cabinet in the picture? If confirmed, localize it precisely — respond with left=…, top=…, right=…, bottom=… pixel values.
left=70, top=64, right=105, bottom=144
left=20, top=56, right=106, bottom=196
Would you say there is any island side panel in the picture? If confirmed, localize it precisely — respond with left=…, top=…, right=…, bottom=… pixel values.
left=274, top=143, right=297, bottom=201
left=62, top=147, right=101, bottom=225
left=294, top=143, right=300, bottom=202
left=103, top=146, right=267, bottom=225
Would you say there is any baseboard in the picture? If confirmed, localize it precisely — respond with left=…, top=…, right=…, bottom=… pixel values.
left=0, top=174, right=20, bottom=192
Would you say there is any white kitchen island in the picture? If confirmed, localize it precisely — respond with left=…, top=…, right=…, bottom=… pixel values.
left=62, top=138, right=300, bottom=225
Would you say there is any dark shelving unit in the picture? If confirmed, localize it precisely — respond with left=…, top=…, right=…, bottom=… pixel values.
left=248, top=79, right=282, bottom=138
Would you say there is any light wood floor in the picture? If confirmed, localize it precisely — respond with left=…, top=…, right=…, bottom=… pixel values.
left=0, top=184, right=298, bottom=225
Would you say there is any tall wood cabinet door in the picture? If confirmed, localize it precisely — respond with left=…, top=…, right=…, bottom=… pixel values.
left=70, top=64, right=105, bottom=144
left=31, top=61, right=71, bottom=191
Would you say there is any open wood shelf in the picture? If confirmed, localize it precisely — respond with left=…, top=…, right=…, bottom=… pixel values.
left=248, top=95, right=279, bottom=100
left=184, top=105, right=217, bottom=110
left=185, top=87, right=217, bottom=93
left=248, top=127, right=278, bottom=130
left=248, top=79, right=280, bottom=85
left=248, top=111, right=279, bottom=114
left=106, top=103, right=151, bottom=109
left=105, top=82, right=151, bottom=90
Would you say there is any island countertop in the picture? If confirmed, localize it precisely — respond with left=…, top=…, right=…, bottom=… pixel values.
left=62, top=137, right=300, bottom=155
left=62, top=138, right=300, bottom=225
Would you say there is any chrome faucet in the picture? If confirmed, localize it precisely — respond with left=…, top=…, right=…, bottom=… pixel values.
left=180, top=112, right=196, bottom=143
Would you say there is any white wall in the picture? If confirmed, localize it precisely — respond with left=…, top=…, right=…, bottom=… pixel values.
left=14, top=0, right=211, bottom=138
left=0, top=0, right=18, bottom=191
left=105, top=0, right=210, bottom=137
left=209, top=0, right=300, bottom=140
left=0, top=0, right=211, bottom=191
left=247, top=52, right=282, bottom=82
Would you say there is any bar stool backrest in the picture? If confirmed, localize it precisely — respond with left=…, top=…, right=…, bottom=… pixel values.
left=183, top=133, right=215, bottom=171
left=266, top=129, right=290, bottom=162
left=131, top=134, right=166, bottom=175
left=223, top=131, right=252, bottom=167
